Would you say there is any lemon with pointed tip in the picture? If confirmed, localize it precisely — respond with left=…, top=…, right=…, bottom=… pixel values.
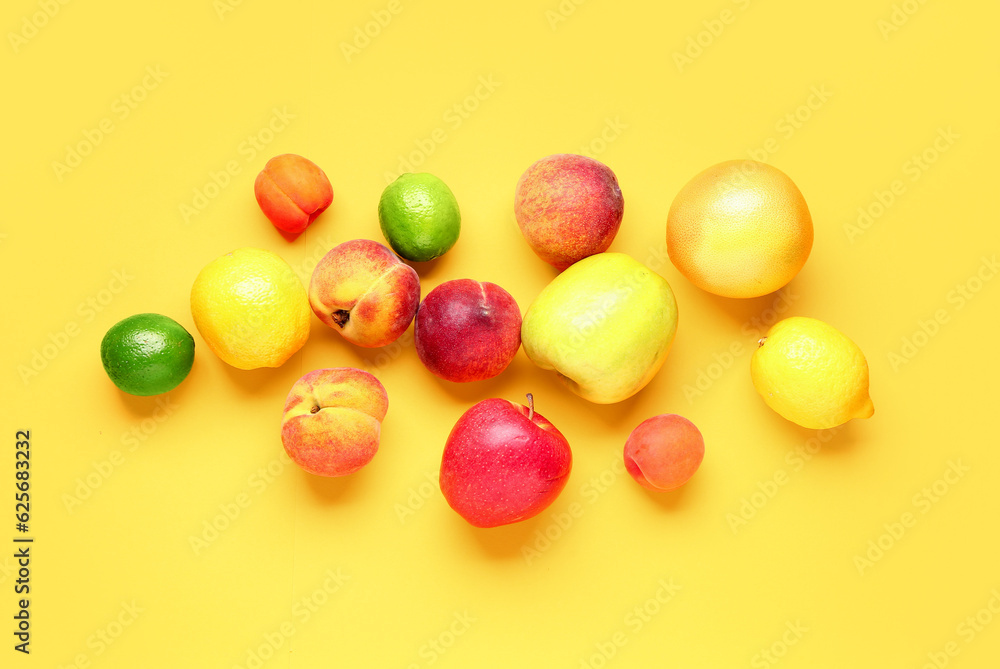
left=751, top=317, right=874, bottom=429
left=190, top=248, right=309, bottom=370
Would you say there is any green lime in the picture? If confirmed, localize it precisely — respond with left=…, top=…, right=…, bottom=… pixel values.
left=100, top=313, right=195, bottom=396
left=378, top=173, right=461, bottom=262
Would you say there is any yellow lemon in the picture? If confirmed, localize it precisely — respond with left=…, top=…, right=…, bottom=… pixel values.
left=190, top=248, right=310, bottom=370
left=667, top=160, right=812, bottom=298
left=751, top=316, right=874, bottom=429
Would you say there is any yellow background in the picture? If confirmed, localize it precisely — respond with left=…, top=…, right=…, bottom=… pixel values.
left=3, top=0, right=999, bottom=667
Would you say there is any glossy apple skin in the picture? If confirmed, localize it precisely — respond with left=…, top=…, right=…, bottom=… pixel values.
left=309, top=239, right=420, bottom=348
left=440, top=398, right=572, bottom=528
left=624, top=414, right=704, bottom=491
left=281, top=368, right=388, bottom=477
left=254, top=154, right=333, bottom=234
left=415, top=279, right=521, bottom=383
left=514, top=153, right=624, bottom=270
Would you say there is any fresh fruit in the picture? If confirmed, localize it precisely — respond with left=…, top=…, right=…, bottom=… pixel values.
left=415, top=279, right=521, bottom=383
left=751, top=316, right=874, bottom=429
left=309, top=239, right=420, bottom=348
left=440, top=394, right=572, bottom=528
left=254, top=154, right=334, bottom=235
left=514, top=153, right=624, bottom=270
left=521, top=252, right=678, bottom=404
left=100, top=313, right=195, bottom=396
left=624, top=415, right=704, bottom=491
left=378, top=173, right=461, bottom=262
left=667, top=160, right=812, bottom=298
left=190, top=248, right=309, bottom=370
left=281, top=368, right=388, bottom=477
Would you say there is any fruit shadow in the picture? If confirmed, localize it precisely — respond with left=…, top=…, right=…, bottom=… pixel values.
left=765, top=409, right=866, bottom=457
left=694, top=280, right=805, bottom=335
left=634, top=476, right=697, bottom=512
left=114, top=354, right=202, bottom=418
left=298, top=461, right=373, bottom=505
left=462, top=512, right=547, bottom=560
left=425, top=353, right=543, bottom=405
left=219, top=359, right=296, bottom=396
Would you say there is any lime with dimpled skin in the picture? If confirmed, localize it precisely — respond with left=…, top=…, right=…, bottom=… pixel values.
left=378, top=173, right=461, bottom=262
left=100, top=313, right=195, bottom=396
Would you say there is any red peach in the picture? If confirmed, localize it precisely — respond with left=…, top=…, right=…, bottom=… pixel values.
left=514, top=154, right=624, bottom=270
left=254, top=154, right=334, bottom=235
left=415, top=279, right=521, bottom=383
left=281, top=368, right=388, bottom=477
left=624, top=414, right=704, bottom=491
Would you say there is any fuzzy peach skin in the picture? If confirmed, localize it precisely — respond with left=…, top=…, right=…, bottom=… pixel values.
left=308, top=239, right=420, bottom=348
left=254, top=154, right=334, bottom=234
left=415, top=279, right=521, bottom=383
left=281, top=368, right=388, bottom=477
left=624, top=414, right=704, bottom=491
left=514, top=154, right=624, bottom=270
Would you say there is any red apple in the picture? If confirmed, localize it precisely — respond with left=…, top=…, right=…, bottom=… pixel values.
left=440, top=394, right=572, bottom=528
left=514, top=153, right=624, bottom=270
left=624, top=414, right=704, bottom=491
left=415, top=279, right=521, bottom=383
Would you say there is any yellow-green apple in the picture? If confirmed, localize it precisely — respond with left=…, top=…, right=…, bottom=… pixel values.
left=624, top=414, right=704, bottom=491
left=514, top=153, right=624, bottom=270
left=521, top=252, right=678, bottom=404
left=440, top=394, right=572, bottom=528
left=281, top=367, right=388, bottom=477
left=309, top=239, right=420, bottom=348
left=254, top=154, right=333, bottom=235
left=415, top=279, right=521, bottom=382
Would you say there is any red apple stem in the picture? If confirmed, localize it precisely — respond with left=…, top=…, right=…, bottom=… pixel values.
left=526, top=393, right=534, bottom=421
